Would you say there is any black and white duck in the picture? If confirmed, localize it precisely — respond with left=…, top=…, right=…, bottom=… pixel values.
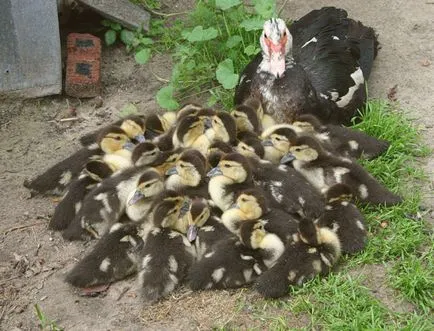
left=234, top=7, right=378, bottom=125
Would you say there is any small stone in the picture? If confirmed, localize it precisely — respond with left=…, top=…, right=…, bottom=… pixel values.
left=380, top=221, right=388, bottom=228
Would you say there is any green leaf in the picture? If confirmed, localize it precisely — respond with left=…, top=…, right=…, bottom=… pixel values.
left=110, top=22, right=122, bottom=31
left=215, top=0, right=241, bottom=11
left=104, top=30, right=117, bottom=46
left=182, top=26, right=218, bottom=42
left=253, top=0, right=276, bottom=19
left=240, top=18, right=264, bottom=31
left=244, top=44, right=260, bottom=56
left=216, top=59, right=239, bottom=89
left=139, top=37, right=154, bottom=46
left=226, top=35, right=242, bottom=48
left=135, top=48, right=151, bottom=64
left=156, top=86, right=179, bottom=110
left=101, top=19, right=111, bottom=27
left=120, top=30, right=134, bottom=45
left=119, top=103, right=138, bottom=118
left=207, top=93, right=218, bottom=107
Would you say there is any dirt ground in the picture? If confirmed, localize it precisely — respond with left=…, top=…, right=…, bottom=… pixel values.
left=1, top=1, right=433, bottom=330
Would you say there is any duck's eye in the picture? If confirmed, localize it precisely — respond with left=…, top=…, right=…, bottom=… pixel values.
left=145, top=183, right=151, bottom=188
left=213, top=119, right=218, bottom=124
left=179, top=164, right=186, bottom=168
left=224, top=164, right=231, bottom=168
left=150, top=151, right=156, bottom=155
left=295, top=148, right=301, bottom=152
left=114, top=136, right=121, bottom=141
left=264, top=33, right=268, bottom=39
left=241, top=198, right=246, bottom=202
left=275, top=137, right=281, bottom=141
left=242, top=146, right=247, bottom=150
left=283, top=31, right=287, bottom=37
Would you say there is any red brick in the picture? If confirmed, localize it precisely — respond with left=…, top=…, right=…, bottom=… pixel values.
left=65, top=33, right=101, bottom=98
left=66, top=33, right=101, bottom=59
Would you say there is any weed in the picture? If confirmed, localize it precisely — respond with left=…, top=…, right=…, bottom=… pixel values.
left=34, top=304, right=63, bottom=331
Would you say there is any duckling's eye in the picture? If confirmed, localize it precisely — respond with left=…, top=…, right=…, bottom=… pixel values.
left=242, top=146, right=247, bottom=150
left=241, top=198, right=246, bottom=202
left=295, top=147, right=301, bottom=152
left=145, top=183, right=151, bottom=188
left=275, top=137, right=281, bottom=141
left=179, top=164, right=186, bottom=168
left=150, top=152, right=156, bottom=155
left=224, top=164, right=231, bottom=168
left=213, top=119, right=218, bottom=124
left=114, top=136, right=121, bottom=141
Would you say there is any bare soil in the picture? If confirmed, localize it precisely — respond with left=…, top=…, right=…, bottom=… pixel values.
left=1, top=1, right=433, bottom=329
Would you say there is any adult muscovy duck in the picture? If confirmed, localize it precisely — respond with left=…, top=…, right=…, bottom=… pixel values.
left=234, top=7, right=378, bottom=125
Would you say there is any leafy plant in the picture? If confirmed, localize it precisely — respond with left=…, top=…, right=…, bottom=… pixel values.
left=102, top=19, right=153, bottom=65
left=150, top=0, right=279, bottom=109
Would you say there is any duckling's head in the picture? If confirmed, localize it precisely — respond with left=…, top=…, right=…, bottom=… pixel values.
left=176, top=115, right=206, bottom=147
left=176, top=103, right=203, bottom=121
left=292, top=114, right=325, bottom=133
left=262, top=126, right=297, bottom=163
left=325, top=184, right=353, bottom=203
left=153, top=148, right=184, bottom=175
left=239, top=220, right=267, bottom=249
left=83, top=159, right=115, bottom=182
left=207, top=152, right=252, bottom=183
left=132, top=142, right=160, bottom=166
left=209, top=111, right=237, bottom=144
left=207, top=141, right=234, bottom=167
left=233, top=189, right=268, bottom=220
left=98, top=126, right=133, bottom=154
left=186, top=198, right=211, bottom=242
left=285, top=136, right=322, bottom=163
left=236, top=132, right=265, bottom=159
left=298, top=218, right=341, bottom=257
left=152, top=193, right=191, bottom=229
left=260, top=18, right=291, bottom=78
left=120, top=116, right=146, bottom=143
left=166, top=149, right=206, bottom=188
left=144, top=114, right=167, bottom=140
left=231, top=105, right=260, bottom=133
left=242, top=97, right=264, bottom=120
left=128, top=169, right=164, bottom=205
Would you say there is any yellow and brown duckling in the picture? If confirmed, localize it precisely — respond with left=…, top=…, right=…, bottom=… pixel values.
left=292, top=114, right=390, bottom=159
left=261, top=125, right=298, bottom=164
left=49, top=159, right=115, bottom=231
left=205, top=111, right=237, bottom=146
left=137, top=196, right=195, bottom=303
left=207, top=140, right=234, bottom=167
left=63, top=167, right=163, bottom=241
left=282, top=135, right=402, bottom=205
left=131, top=142, right=161, bottom=167
left=242, top=97, right=276, bottom=131
left=236, top=131, right=265, bottom=159
left=65, top=220, right=143, bottom=288
left=231, top=104, right=261, bottom=134
left=24, top=125, right=132, bottom=196
left=207, top=152, right=255, bottom=211
left=255, top=217, right=341, bottom=298
left=164, top=149, right=208, bottom=198
left=172, top=114, right=209, bottom=154
left=316, top=184, right=367, bottom=254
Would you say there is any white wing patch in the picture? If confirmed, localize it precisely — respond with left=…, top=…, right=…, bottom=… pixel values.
left=99, top=257, right=111, bottom=272
left=336, top=67, right=364, bottom=108
left=211, top=267, right=225, bottom=282
left=59, top=170, right=72, bottom=186
left=358, top=184, right=369, bottom=199
left=301, top=37, right=317, bottom=48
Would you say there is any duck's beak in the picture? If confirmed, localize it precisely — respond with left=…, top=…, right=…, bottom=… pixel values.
left=261, top=139, right=274, bottom=147
left=165, top=166, right=178, bottom=176
left=280, top=153, right=295, bottom=164
left=207, top=166, right=222, bottom=178
left=204, top=117, right=212, bottom=130
left=134, top=134, right=146, bottom=143
left=187, top=224, right=198, bottom=242
left=129, top=190, right=144, bottom=205
left=123, top=141, right=136, bottom=151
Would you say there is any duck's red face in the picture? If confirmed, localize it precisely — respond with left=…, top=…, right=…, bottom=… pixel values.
left=260, top=18, right=291, bottom=78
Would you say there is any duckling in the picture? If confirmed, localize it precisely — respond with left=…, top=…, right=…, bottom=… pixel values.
left=152, top=148, right=184, bottom=176
left=207, top=141, right=234, bottom=167
left=172, top=114, right=209, bottom=154
left=247, top=156, right=326, bottom=220
left=66, top=221, right=143, bottom=288
left=62, top=166, right=161, bottom=240
left=316, top=184, right=367, bottom=254
left=236, top=131, right=265, bottom=159
left=80, top=115, right=146, bottom=146
left=165, top=149, right=208, bottom=198
left=137, top=198, right=195, bottom=303
left=284, top=135, right=402, bottom=205
left=176, top=103, right=203, bottom=121
left=238, top=220, right=285, bottom=269
left=231, top=104, right=261, bottom=134
left=23, top=125, right=130, bottom=196
left=126, top=169, right=165, bottom=223
left=261, top=125, right=298, bottom=164
left=255, top=217, right=341, bottom=298
left=207, top=152, right=254, bottom=211
left=205, top=111, right=237, bottom=146
left=100, top=126, right=137, bottom=171
left=293, top=114, right=390, bottom=159
left=49, top=159, right=115, bottom=231
left=185, top=198, right=233, bottom=260
left=131, top=142, right=161, bottom=166
left=242, top=97, right=276, bottom=130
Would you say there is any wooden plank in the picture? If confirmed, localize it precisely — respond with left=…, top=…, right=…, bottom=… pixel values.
left=0, top=0, right=62, bottom=98
left=78, top=0, right=151, bottom=31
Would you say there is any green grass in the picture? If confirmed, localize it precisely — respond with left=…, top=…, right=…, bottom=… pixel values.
left=140, top=1, right=434, bottom=328
left=34, top=304, right=63, bottom=331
